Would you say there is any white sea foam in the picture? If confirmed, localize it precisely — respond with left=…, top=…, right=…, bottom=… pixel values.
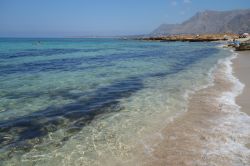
left=218, top=50, right=245, bottom=107
left=204, top=49, right=250, bottom=165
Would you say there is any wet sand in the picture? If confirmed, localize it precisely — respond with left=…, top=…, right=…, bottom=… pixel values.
left=139, top=53, right=250, bottom=166
left=233, top=51, right=250, bottom=115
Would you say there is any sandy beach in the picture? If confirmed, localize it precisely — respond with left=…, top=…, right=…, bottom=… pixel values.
left=1, top=1, right=250, bottom=165
left=140, top=50, right=250, bottom=166
left=234, top=51, right=250, bottom=115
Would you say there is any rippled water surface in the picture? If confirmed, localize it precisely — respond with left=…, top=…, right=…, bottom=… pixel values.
left=0, top=38, right=230, bottom=165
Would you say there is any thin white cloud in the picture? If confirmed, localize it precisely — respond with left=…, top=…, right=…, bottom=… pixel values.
left=180, top=11, right=186, bottom=15
left=171, top=1, right=178, bottom=6
left=183, top=0, right=191, bottom=3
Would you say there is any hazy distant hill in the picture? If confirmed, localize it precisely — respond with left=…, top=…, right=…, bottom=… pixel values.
left=152, top=9, right=250, bottom=35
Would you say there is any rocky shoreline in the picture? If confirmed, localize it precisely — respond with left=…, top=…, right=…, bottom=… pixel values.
left=138, top=33, right=239, bottom=42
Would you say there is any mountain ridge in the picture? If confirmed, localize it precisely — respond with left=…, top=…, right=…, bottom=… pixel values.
left=152, top=9, right=250, bottom=35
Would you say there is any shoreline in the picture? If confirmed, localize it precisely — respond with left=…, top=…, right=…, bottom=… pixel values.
left=140, top=49, right=250, bottom=165
left=137, top=34, right=239, bottom=42
left=233, top=51, right=250, bottom=116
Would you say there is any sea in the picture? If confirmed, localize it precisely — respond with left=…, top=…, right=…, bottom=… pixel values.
left=0, top=38, right=241, bottom=165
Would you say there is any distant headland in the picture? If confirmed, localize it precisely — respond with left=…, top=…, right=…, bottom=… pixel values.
left=135, top=9, right=250, bottom=51
left=151, top=9, right=250, bottom=36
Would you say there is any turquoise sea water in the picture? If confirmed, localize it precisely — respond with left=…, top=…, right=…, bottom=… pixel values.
left=0, top=38, right=230, bottom=165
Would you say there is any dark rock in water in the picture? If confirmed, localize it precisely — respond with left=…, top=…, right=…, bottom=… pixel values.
left=236, top=42, right=250, bottom=51
left=152, top=9, right=250, bottom=35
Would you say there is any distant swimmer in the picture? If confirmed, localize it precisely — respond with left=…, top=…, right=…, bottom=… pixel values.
left=33, top=41, right=41, bottom=45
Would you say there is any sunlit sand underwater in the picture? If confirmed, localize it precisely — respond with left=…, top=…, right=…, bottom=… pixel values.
left=0, top=38, right=235, bottom=165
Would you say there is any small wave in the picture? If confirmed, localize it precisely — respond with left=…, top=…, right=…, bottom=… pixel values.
left=207, top=49, right=250, bottom=165
left=218, top=50, right=245, bottom=109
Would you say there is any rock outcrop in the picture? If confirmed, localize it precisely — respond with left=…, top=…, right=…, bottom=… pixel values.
left=141, top=33, right=239, bottom=42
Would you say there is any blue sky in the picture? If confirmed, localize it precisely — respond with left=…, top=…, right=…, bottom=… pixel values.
left=0, top=0, right=249, bottom=37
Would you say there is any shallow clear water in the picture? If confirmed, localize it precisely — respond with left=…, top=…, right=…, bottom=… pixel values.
left=0, top=38, right=230, bottom=165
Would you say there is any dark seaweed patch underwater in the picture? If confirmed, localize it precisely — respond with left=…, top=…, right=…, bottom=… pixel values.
left=0, top=38, right=227, bottom=164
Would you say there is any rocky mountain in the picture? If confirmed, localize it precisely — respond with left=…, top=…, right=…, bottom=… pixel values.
left=152, top=9, right=250, bottom=35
